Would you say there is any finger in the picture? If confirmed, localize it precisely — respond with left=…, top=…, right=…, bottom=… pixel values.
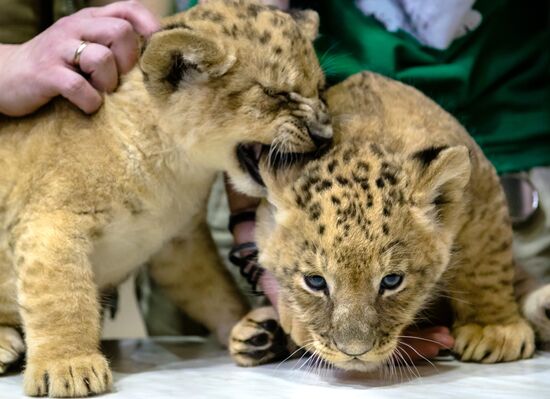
left=78, top=17, right=139, bottom=74
left=77, top=42, right=118, bottom=92
left=259, top=271, right=280, bottom=308
left=85, top=0, right=160, bottom=37
left=50, top=68, right=102, bottom=114
left=398, top=326, right=455, bottom=362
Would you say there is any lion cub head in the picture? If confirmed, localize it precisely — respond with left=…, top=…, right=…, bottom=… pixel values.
left=255, top=136, right=471, bottom=371
left=139, top=0, right=331, bottom=196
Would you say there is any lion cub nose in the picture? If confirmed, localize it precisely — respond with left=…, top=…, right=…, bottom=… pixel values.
left=334, top=340, right=373, bottom=357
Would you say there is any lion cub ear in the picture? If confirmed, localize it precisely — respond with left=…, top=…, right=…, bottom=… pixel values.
left=409, top=145, right=471, bottom=228
left=140, top=28, right=236, bottom=97
left=289, top=9, right=319, bottom=41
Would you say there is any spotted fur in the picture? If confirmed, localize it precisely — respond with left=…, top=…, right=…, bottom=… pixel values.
left=231, top=72, right=537, bottom=370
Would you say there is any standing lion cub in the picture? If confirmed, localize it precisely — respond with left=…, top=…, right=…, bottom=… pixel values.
left=0, top=1, right=331, bottom=396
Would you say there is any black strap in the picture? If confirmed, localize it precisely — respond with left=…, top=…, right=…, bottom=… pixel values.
left=228, top=211, right=256, bottom=234
left=228, top=241, right=264, bottom=295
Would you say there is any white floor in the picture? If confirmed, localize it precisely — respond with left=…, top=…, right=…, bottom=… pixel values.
left=1, top=337, right=549, bottom=399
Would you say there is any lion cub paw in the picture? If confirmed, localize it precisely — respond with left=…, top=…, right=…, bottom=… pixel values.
left=24, top=352, right=112, bottom=397
left=522, top=284, right=550, bottom=342
left=230, top=306, right=289, bottom=367
left=453, top=320, right=535, bottom=363
left=0, top=326, right=25, bottom=374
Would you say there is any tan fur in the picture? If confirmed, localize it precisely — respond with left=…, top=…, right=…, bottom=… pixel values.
left=0, top=1, right=331, bottom=396
left=230, top=71, right=536, bottom=370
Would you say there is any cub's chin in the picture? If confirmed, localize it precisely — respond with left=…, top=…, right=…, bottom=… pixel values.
left=333, top=359, right=382, bottom=372
left=317, top=344, right=398, bottom=373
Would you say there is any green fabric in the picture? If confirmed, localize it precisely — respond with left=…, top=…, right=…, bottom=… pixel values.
left=299, top=0, right=550, bottom=173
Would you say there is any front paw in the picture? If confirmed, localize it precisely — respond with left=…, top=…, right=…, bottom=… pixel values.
left=522, top=284, right=550, bottom=342
left=453, top=319, right=535, bottom=363
left=230, top=307, right=289, bottom=367
left=24, top=352, right=112, bottom=397
left=0, top=326, right=25, bottom=374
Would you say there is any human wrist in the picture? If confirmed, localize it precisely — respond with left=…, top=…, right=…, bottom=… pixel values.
left=0, top=44, right=20, bottom=115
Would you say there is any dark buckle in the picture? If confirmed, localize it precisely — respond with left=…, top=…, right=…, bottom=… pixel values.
left=228, top=242, right=264, bottom=295
left=500, top=173, right=539, bottom=228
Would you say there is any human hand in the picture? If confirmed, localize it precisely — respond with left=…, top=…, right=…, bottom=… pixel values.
left=0, top=0, right=159, bottom=117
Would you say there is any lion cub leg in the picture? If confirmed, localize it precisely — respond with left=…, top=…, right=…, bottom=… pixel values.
left=13, top=212, right=111, bottom=397
left=450, top=189, right=535, bottom=363
left=149, top=222, right=249, bottom=346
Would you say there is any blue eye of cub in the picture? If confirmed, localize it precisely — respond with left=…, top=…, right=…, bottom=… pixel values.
left=380, top=274, right=403, bottom=291
left=304, top=275, right=327, bottom=291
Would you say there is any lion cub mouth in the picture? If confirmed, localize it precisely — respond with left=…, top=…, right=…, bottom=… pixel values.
left=236, top=141, right=330, bottom=187
left=236, top=143, right=267, bottom=186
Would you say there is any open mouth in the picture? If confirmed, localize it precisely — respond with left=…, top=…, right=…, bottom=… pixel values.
left=236, top=141, right=331, bottom=187
left=236, top=143, right=267, bottom=187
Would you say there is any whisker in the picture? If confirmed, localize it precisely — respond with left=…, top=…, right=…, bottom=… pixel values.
left=399, top=341, right=438, bottom=372
left=398, top=335, right=452, bottom=349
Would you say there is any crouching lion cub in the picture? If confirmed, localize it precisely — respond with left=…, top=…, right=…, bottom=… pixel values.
left=230, top=71, right=547, bottom=371
left=0, top=0, right=332, bottom=396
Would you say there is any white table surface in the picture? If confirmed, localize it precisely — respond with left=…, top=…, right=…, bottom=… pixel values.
left=1, top=337, right=549, bottom=399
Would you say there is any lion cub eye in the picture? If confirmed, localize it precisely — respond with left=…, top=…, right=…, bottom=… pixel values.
left=260, top=85, right=291, bottom=101
left=380, top=274, right=403, bottom=292
left=304, top=275, right=328, bottom=292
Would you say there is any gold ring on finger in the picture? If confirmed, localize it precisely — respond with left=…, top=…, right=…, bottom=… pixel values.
left=73, top=41, right=89, bottom=67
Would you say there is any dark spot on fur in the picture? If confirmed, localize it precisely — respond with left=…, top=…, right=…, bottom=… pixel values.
left=247, top=3, right=262, bottom=17
left=309, top=202, right=322, bottom=220
left=343, top=149, right=354, bottom=162
left=370, top=143, right=383, bottom=156
left=367, top=193, right=374, bottom=207
left=295, top=195, right=304, bottom=209
left=303, top=190, right=312, bottom=205
left=259, top=31, right=272, bottom=44
left=230, top=23, right=240, bottom=38
left=282, top=29, right=293, bottom=39
left=200, top=10, right=224, bottom=22
left=318, top=225, right=325, bottom=235
left=376, top=177, right=385, bottom=188
left=316, top=180, right=333, bottom=192
left=162, top=22, right=192, bottom=31
left=274, top=46, right=283, bottom=55
left=382, top=172, right=398, bottom=185
left=382, top=223, right=389, bottom=235
left=331, top=195, right=341, bottom=205
left=327, top=160, right=338, bottom=173
left=336, top=175, right=350, bottom=186
left=412, top=146, right=449, bottom=166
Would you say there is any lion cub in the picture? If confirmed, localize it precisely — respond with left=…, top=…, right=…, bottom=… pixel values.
left=0, top=1, right=331, bottom=396
left=230, top=71, right=541, bottom=370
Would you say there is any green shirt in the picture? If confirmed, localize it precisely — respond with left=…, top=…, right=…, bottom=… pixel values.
left=305, top=0, right=550, bottom=173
